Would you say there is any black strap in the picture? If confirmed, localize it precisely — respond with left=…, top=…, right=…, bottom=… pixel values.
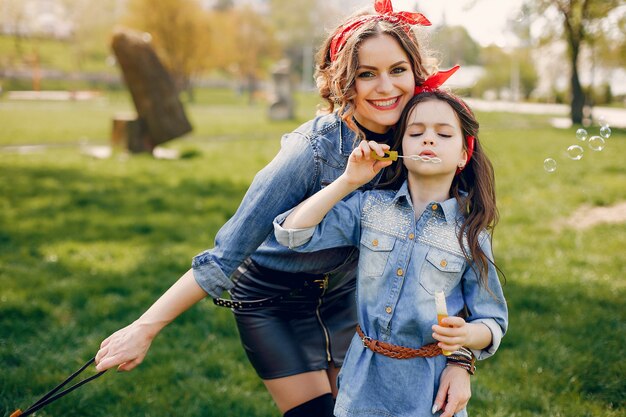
left=17, top=357, right=106, bottom=417
left=213, top=275, right=328, bottom=310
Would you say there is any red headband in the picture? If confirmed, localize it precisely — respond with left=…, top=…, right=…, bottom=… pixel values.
left=413, top=65, right=474, bottom=174
left=330, top=0, right=431, bottom=62
left=414, top=65, right=460, bottom=95
left=456, top=135, right=475, bottom=175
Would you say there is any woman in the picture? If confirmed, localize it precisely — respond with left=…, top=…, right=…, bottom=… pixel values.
left=95, top=2, right=472, bottom=416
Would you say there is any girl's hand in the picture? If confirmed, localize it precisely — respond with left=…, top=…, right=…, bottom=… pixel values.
left=95, top=321, right=158, bottom=372
left=432, top=316, right=474, bottom=353
left=342, top=140, right=392, bottom=187
left=433, top=365, right=471, bottom=417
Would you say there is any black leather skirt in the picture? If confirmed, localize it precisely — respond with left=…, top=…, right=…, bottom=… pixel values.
left=228, top=256, right=358, bottom=380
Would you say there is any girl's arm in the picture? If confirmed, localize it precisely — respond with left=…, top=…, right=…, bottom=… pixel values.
left=432, top=318, right=493, bottom=352
left=432, top=235, right=508, bottom=356
left=283, top=141, right=392, bottom=229
left=95, top=269, right=206, bottom=372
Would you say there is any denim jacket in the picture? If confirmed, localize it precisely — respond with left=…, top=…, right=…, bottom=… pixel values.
left=274, top=182, right=508, bottom=417
left=191, top=112, right=384, bottom=298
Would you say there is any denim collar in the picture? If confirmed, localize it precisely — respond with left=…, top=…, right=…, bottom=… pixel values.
left=391, top=180, right=466, bottom=225
left=339, top=115, right=358, bottom=157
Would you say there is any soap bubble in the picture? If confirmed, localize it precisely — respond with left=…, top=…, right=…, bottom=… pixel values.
left=543, top=158, right=557, bottom=173
left=588, top=136, right=605, bottom=151
left=575, top=128, right=588, bottom=141
left=566, top=145, right=584, bottom=160
left=600, top=126, right=611, bottom=139
left=596, top=115, right=608, bottom=128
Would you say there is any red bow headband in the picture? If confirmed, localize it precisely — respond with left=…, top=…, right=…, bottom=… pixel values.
left=414, top=65, right=460, bottom=95
left=413, top=65, right=475, bottom=174
left=330, top=0, right=431, bottom=62
left=458, top=135, right=475, bottom=175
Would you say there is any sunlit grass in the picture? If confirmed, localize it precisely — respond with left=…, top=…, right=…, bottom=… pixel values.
left=1, top=91, right=625, bottom=416
left=0, top=88, right=322, bottom=146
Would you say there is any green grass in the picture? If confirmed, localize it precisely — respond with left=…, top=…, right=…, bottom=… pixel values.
left=0, top=88, right=321, bottom=146
left=1, top=90, right=625, bottom=416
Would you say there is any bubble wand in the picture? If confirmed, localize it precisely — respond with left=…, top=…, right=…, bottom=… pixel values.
left=370, top=149, right=442, bottom=163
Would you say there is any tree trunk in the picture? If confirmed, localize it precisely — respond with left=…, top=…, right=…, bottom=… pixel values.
left=111, top=28, right=192, bottom=152
left=570, top=49, right=585, bottom=124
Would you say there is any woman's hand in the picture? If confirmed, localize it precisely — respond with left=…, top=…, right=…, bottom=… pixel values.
left=341, top=140, right=392, bottom=187
left=94, top=269, right=207, bottom=372
left=95, top=321, right=158, bottom=372
left=433, top=365, right=471, bottom=416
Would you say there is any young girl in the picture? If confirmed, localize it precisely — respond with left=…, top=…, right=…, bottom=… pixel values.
left=275, top=90, right=509, bottom=416
left=95, top=2, right=474, bottom=416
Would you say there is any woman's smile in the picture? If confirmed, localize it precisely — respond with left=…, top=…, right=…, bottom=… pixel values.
left=368, top=96, right=401, bottom=110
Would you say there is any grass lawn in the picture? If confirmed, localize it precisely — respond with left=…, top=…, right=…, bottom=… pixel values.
left=0, top=89, right=625, bottom=416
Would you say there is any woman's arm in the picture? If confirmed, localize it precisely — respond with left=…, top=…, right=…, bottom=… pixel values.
left=95, top=269, right=206, bottom=371
left=95, top=133, right=323, bottom=371
left=192, top=132, right=320, bottom=297
left=283, top=140, right=392, bottom=230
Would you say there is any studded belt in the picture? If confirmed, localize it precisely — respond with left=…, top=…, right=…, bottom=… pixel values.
left=213, top=274, right=329, bottom=310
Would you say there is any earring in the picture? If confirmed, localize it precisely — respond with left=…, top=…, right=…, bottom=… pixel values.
left=458, top=162, right=465, bottom=168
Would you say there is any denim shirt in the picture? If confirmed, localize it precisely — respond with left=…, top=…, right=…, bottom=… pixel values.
left=274, top=182, right=508, bottom=417
left=191, top=112, right=386, bottom=298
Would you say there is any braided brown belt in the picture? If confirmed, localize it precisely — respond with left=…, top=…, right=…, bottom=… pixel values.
left=356, top=324, right=442, bottom=359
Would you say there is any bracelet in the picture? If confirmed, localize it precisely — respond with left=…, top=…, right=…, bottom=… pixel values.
left=445, top=347, right=476, bottom=375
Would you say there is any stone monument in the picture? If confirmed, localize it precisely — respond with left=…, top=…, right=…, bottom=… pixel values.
left=110, top=28, right=192, bottom=153
left=268, top=59, right=295, bottom=121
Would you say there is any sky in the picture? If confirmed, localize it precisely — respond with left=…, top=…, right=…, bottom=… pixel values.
left=350, top=0, right=526, bottom=47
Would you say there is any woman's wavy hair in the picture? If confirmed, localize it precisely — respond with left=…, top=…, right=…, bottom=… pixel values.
left=379, top=90, right=500, bottom=287
left=314, top=12, right=433, bottom=141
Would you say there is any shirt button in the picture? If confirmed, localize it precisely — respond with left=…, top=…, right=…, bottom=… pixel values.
left=372, top=239, right=379, bottom=247
left=440, top=259, right=448, bottom=268
left=408, top=233, right=415, bottom=240
left=385, top=306, right=392, bottom=314
left=397, top=268, right=404, bottom=276
left=431, top=204, right=438, bottom=211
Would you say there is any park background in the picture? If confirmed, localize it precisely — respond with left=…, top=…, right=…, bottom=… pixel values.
left=1, top=0, right=625, bottom=416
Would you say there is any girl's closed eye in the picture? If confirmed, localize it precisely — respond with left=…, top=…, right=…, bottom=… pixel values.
left=406, top=127, right=424, bottom=138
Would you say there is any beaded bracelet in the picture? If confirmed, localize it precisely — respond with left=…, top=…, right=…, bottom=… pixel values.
left=445, top=347, right=476, bottom=375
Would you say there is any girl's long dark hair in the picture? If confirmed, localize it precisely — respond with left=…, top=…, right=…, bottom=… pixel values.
left=379, top=91, right=500, bottom=288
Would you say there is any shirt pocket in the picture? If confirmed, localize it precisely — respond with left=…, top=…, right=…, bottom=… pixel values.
left=319, top=153, right=347, bottom=189
left=419, top=248, right=465, bottom=295
left=359, top=229, right=395, bottom=279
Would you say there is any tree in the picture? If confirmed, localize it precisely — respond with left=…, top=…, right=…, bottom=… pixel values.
left=587, top=7, right=626, bottom=69
left=231, top=5, right=281, bottom=103
left=61, top=0, right=119, bottom=72
left=1, top=0, right=28, bottom=56
left=471, top=45, right=537, bottom=100
left=268, top=0, right=342, bottom=86
left=530, top=0, right=624, bottom=124
left=123, top=0, right=212, bottom=101
left=430, top=26, right=481, bottom=68
left=472, top=46, right=510, bottom=98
